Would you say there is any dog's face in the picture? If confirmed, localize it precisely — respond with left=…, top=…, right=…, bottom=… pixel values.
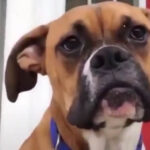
left=5, top=2, right=150, bottom=130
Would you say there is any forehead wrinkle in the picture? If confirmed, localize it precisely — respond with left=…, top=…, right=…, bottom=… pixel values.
left=95, top=6, right=104, bottom=39
left=94, top=5, right=123, bottom=42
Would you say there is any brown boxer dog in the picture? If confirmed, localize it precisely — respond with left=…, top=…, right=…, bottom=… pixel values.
left=5, top=1, right=150, bottom=150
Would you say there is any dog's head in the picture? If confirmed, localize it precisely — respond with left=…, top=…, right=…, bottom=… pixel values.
left=5, top=2, right=150, bottom=130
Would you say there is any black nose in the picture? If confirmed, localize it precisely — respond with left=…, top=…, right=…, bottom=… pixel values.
left=90, top=46, right=129, bottom=71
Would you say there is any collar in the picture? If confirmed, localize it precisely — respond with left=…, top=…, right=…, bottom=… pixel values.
left=50, top=118, right=71, bottom=150
left=50, top=119, right=144, bottom=150
left=136, top=135, right=142, bottom=150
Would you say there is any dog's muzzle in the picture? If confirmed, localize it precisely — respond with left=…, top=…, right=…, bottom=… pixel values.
left=68, top=46, right=150, bottom=129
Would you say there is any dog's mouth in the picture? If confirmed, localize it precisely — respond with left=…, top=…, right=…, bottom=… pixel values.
left=90, top=84, right=146, bottom=130
left=94, top=87, right=144, bottom=126
left=68, top=69, right=150, bottom=129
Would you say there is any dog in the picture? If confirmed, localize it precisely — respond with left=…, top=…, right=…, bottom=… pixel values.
left=5, top=1, right=150, bottom=150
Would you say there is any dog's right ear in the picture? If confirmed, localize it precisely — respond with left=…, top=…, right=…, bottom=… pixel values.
left=5, top=25, right=49, bottom=102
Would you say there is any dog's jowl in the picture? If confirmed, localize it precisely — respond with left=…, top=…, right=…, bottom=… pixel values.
left=5, top=1, right=150, bottom=150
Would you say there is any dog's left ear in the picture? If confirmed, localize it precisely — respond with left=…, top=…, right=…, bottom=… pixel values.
left=5, top=25, right=48, bottom=102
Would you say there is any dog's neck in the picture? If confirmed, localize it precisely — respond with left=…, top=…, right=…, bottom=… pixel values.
left=82, top=122, right=142, bottom=150
left=50, top=100, right=89, bottom=150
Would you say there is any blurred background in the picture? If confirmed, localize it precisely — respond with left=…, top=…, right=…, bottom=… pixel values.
left=0, top=0, right=148, bottom=150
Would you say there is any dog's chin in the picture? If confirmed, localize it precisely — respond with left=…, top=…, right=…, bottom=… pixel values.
left=67, top=79, right=150, bottom=130
left=93, top=87, right=144, bottom=129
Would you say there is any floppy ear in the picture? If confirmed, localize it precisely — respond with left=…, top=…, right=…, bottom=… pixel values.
left=5, top=25, right=48, bottom=102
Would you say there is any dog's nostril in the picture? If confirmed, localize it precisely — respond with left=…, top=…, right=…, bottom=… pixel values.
left=91, top=55, right=105, bottom=69
left=90, top=47, right=130, bottom=72
left=114, top=51, right=127, bottom=63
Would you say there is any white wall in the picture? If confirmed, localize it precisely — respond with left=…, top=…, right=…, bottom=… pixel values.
left=1, top=0, right=65, bottom=150
left=139, top=0, right=146, bottom=8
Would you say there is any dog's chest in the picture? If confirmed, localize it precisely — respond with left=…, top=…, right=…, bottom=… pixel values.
left=83, top=122, right=142, bottom=150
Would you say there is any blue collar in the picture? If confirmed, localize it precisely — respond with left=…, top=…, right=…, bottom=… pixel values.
left=50, top=118, right=71, bottom=150
left=136, top=135, right=142, bottom=150
left=50, top=119, right=142, bottom=150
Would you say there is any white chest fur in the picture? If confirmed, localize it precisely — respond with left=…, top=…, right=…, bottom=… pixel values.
left=83, top=122, right=142, bottom=150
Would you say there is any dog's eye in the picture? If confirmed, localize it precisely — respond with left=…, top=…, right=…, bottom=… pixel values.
left=61, top=36, right=82, bottom=53
left=129, top=25, right=147, bottom=42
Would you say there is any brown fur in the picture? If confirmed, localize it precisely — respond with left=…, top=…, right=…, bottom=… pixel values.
left=5, top=2, right=150, bottom=150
